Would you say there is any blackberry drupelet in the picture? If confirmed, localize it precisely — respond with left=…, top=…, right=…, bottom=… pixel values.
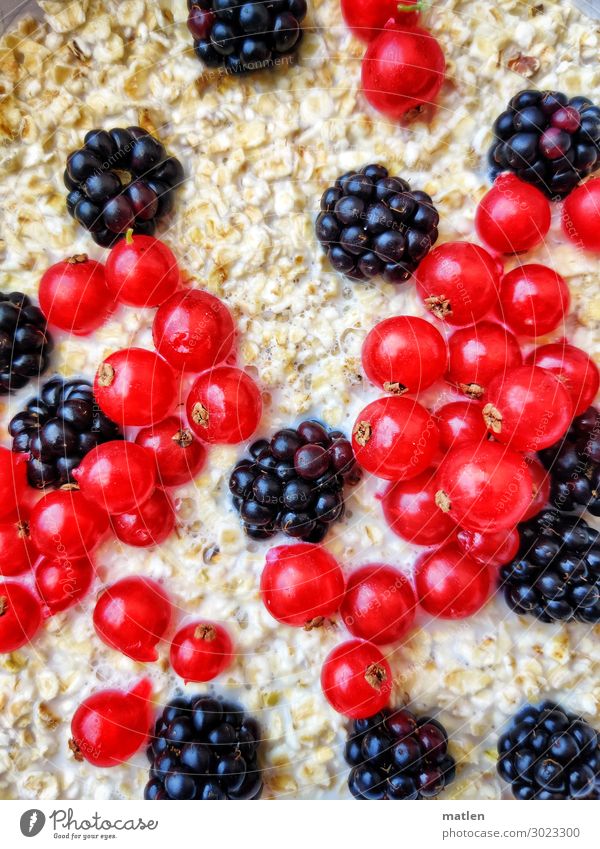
left=315, top=164, right=439, bottom=283
left=229, top=420, right=360, bottom=542
left=488, top=89, right=600, bottom=198
left=9, top=376, right=122, bottom=490
left=497, top=700, right=600, bottom=799
left=344, top=707, right=456, bottom=800
left=145, top=694, right=264, bottom=800
left=187, top=0, right=307, bottom=75
left=65, top=127, right=184, bottom=247
left=0, top=292, right=53, bottom=396
left=500, top=508, right=600, bottom=623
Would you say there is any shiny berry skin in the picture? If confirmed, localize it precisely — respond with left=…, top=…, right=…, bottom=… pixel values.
left=456, top=527, right=520, bottom=567
left=435, top=401, right=489, bottom=452
left=35, top=555, right=94, bottom=615
left=30, top=490, right=109, bottom=559
left=382, top=470, right=456, bottom=546
left=499, top=264, right=570, bottom=337
left=562, top=177, right=600, bottom=252
left=415, top=242, right=500, bottom=326
left=105, top=235, right=180, bottom=308
left=70, top=679, right=153, bottom=768
left=352, top=396, right=440, bottom=481
left=321, top=639, right=392, bottom=719
left=94, top=347, right=176, bottom=428
left=260, top=542, right=345, bottom=628
left=414, top=544, right=491, bottom=619
left=186, top=366, right=262, bottom=444
left=484, top=365, right=573, bottom=452
left=0, top=449, right=28, bottom=520
left=435, top=441, right=533, bottom=533
left=135, top=417, right=207, bottom=487
left=447, top=321, right=522, bottom=399
left=0, top=582, right=42, bottom=652
left=361, top=316, right=446, bottom=395
left=475, top=174, right=551, bottom=254
left=0, top=514, right=35, bottom=577
left=111, top=488, right=175, bottom=547
left=170, top=621, right=233, bottom=683
left=93, top=577, right=172, bottom=661
left=188, top=5, right=216, bottom=40
left=340, top=0, right=420, bottom=41
left=73, top=440, right=156, bottom=515
left=521, top=456, right=550, bottom=522
left=39, top=255, right=114, bottom=336
left=341, top=564, right=417, bottom=645
left=152, top=289, right=235, bottom=373
left=526, top=342, right=599, bottom=417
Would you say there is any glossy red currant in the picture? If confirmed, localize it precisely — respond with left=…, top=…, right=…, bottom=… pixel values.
left=562, top=177, right=600, bottom=252
left=382, top=469, right=455, bottom=546
left=93, top=577, right=172, bottom=661
left=73, top=440, right=156, bottom=515
left=521, top=456, right=551, bottom=522
left=105, top=234, right=180, bottom=307
left=0, top=581, right=42, bottom=652
left=0, top=513, right=35, bottom=577
left=321, top=639, right=392, bottom=719
left=446, top=321, right=522, bottom=399
left=475, top=174, right=551, bottom=254
left=35, top=556, right=95, bottom=615
left=499, top=264, right=570, bottom=337
left=39, top=255, right=114, bottom=336
left=0, top=449, right=28, bottom=520
left=414, top=543, right=491, bottom=619
left=186, top=366, right=262, bottom=444
left=170, top=621, right=233, bottom=683
left=94, top=347, right=176, bottom=428
left=341, top=0, right=421, bottom=41
left=455, top=527, right=520, bottom=567
left=340, top=564, right=417, bottom=645
left=135, top=416, right=207, bottom=487
left=29, top=490, right=109, bottom=559
left=435, top=401, right=488, bottom=452
left=526, top=342, right=599, bottom=416
left=111, top=488, right=175, bottom=547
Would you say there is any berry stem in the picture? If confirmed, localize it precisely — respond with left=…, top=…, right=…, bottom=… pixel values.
left=397, top=1, right=428, bottom=12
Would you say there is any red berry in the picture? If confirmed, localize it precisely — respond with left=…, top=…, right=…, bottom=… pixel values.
left=455, top=527, right=519, bottom=567
left=187, top=4, right=215, bottom=39
left=30, top=490, right=109, bottom=559
left=562, top=177, right=600, bottom=252
left=341, top=0, right=420, bottom=42
left=340, top=564, right=417, bottom=644
left=484, top=365, right=573, bottom=452
left=475, top=174, right=551, bottom=254
left=0, top=513, right=35, bottom=577
left=521, top=456, right=551, bottom=522
left=135, top=416, right=207, bottom=487
left=526, top=342, right=599, bottom=417
left=260, top=543, right=345, bottom=628
left=35, top=555, right=94, bottom=615
left=499, top=264, right=570, bottom=337
left=434, top=441, right=532, bottom=532
left=73, top=441, right=156, bottom=515
left=104, top=235, right=179, bottom=308
left=0, top=582, right=42, bottom=652
left=152, top=289, right=235, bottom=373
left=39, top=255, right=114, bottom=336
left=170, top=621, right=233, bottom=683
left=361, top=315, right=447, bottom=395
left=0, top=449, right=28, bottom=520
left=551, top=106, right=581, bottom=133
left=446, top=321, right=522, bottom=399
left=352, top=396, right=440, bottom=481
left=94, top=347, right=176, bottom=427
left=321, top=639, right=391, bottom=719
left=111, top=488, right=175, bottom=547
left=539, top=127, right=570, bottom=160
left=415, top=241, right=500, bottom=326
left=435, top=401, right=488, bottom=452
left=382, top=469, right=455, bottom=546
left=186, top=366, right=262, bottom=444
left=93, top=577, right=172, bottom=661
left=414, top=543, right=490, bottom=619
left=70, top=679, right=153, bottom=767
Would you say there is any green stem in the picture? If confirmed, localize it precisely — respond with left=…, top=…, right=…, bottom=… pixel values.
left=397, top=1, right=428, bottom=13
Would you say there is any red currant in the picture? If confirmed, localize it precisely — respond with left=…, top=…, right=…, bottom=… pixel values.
left=39, top=255, right=114, bottom=336
left=187, top=4, right=215, bottom=39
left=321, top=639, right=392, bottom=719
left=435, top=401, right=488, bottom=452
left=111, top=488, right=175, bottom=547
left=340, top=564, right=417, bottom=645
left=499, top=264, right=570, bottom=337
left=29, top=490, right=109, bottom=559
left=105, top=234, right=179, bottom=307
left=94, top=347, right=176, bottom=428
left=0, top=513, right=35, bottom=577
left=152, top=289, right=235, bottom=373
left=352, top=396, right=440, bottom=481
left=475, top=174, right=551, bottom=254
left=382, top=470, right=455, bottom=546
left=35, top=555, right=94, bottom=615
left=93, top=576, right=172, bottom=662
left=415, top=242, right=500, bottom=326
left=361, top=315, right=447, bottom=395
left=414, top=543, right=491, bottom=619
left=562, top=177, right=600, bottom=252
left=455, top=527, right=519, bottom=567
left=73, top=440, right=156, bottom=515
left=0, top=449, right=28, bottom=520
left=70, top=679, right=153, bottom=767
left=521, top=456, right=551, bottom=522
left=0, top=581, right=42, bottom=652
left=484, top=365, right=573, bottom=452
left=260, top=543, right=345, bottom=628
left=170, top=621, right=233, bottom=683
left=341, top=0, right=421, bottom=42
left=526, top=342, right=599, bottom=416
left=446, top=321, right=522, bottom=399
left=135, top=416, right=207, bottom=487
left=186, top=366, right=262, bottom=444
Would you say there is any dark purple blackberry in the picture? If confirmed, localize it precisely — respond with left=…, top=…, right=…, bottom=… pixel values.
left=316, top=165, right=439, bottom=283
left=0, top=292, right=53, bottom=396
left=497, top=700, right=600, bottom=799
left=345, top=707, right=456, bottom=800
left=64, top=127, right=184, bottom=247
left=145, top=694, right=263, bottom=800
left=488, top=89, right=600, bottom=198
left=229, top=420, right=360, bottom=541
left=9, top=376, right=122, bottom=490
left=499, top=508, right=600, bottom=624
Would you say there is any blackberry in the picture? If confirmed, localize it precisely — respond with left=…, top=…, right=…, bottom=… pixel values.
left=500, top=509, right=600, bottom=623
left=488, top=89, right=600, bottom=198
left=497, top=700, right=600, bottom=799
left=316, top=165, right=439, bottom=283
left=145, top=694, right=264, bottom=800
left=9, top=376, right=122, bottom=490
left=65, top=127, right=184, bottom=247
left=228, top=420, right=360, bottom=542
left=0, top=291, right=53, bottom=396
left=187, top=0, right=307, bottom=75
left=344, top=707, right=456, bottom=800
